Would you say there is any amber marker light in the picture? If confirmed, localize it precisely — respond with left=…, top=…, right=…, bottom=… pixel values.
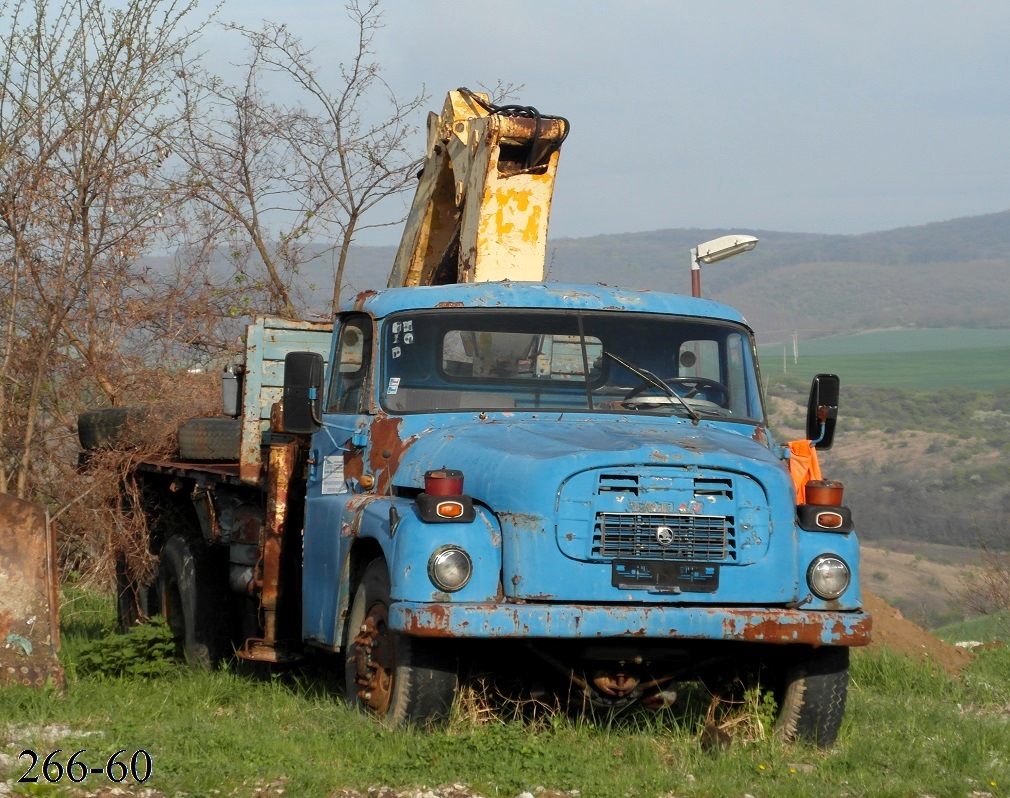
left=417, top=467, right=475, bottom=523
left=436, top=501, right=465, bottom=519
left=815, top=511, right=844, bottom=529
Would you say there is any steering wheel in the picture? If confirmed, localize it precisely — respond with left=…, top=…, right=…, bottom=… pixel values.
left=623, top=376, right=730, bottom=407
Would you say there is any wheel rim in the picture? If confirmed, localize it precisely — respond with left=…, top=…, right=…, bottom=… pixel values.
left=351, top=599, right=395, bottom=714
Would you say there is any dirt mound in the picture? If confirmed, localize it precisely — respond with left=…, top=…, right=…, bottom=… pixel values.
left=863, top=591, right=973, bottom=674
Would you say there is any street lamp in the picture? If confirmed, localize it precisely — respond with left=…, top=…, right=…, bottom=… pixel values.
left=690, top=234, right=759, bottom=298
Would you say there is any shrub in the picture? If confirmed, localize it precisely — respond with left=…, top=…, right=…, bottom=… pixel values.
left=75, top=617, right=177, bottom=679
left=957, top=537, right=1010, bottom=625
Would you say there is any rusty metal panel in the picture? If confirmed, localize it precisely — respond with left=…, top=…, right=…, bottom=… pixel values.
left=237, top=440, right=302, bottom=663
left=239, top=317, right=332, bottom=486
left=0, top=493, right=64, bottom=688
left=135, top=459, right=242, bottom=482
left=390, top=601, right=873, bottom=648
left=239, top=317, right=267, bottom=484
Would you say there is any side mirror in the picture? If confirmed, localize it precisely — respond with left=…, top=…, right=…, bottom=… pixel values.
left=282, top=352, right=324, bottom=434
left=805, top=373, right=840, bottom=449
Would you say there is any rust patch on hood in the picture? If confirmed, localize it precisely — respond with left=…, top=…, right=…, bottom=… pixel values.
left=351, top=290, right=379, bottom=312
left=343, top=445, right=364, bottom=485
left=367, top=415, right=418, bottom=493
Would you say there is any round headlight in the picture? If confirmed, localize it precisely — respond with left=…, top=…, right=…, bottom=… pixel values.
left=807, top=555, right=850, bottom=600
left=428, top=546, right=473, bottom=593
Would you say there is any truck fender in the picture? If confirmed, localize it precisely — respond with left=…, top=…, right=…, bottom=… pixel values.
left=389, top=501, right=502, bottom=603
left=347, top=497, right=502, bottom=605
left=332, top=536, right=381, bottom=651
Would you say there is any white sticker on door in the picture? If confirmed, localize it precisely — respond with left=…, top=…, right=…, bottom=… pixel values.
left=321, top=455, right=347, bottom=495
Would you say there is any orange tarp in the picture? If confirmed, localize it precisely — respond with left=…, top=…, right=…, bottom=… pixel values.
left=787, top=440, right=822, bottom=504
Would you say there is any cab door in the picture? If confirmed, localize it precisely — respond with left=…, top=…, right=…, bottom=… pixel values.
left=301, top=312, right=373, bottom=649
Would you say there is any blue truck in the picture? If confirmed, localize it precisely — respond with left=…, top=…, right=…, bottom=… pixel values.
left=94, top=90, right=869, bottom=746
left=101, top=281, right=869, bottom=746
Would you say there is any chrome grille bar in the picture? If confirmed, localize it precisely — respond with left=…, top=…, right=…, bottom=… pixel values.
left=593, top=512, right=734, bottom=561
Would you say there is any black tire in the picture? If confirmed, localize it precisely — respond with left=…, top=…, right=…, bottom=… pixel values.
left=157, top=535, right=234, bottom=668
left=344, top=559, right=457, bottom=727
left=115, top=554, right=159, bottom=633
left=773, top=645, right=849, bottom=747
left=177, top=417, right=242, bottom=461
left=78, top=408, right=150, bottom=450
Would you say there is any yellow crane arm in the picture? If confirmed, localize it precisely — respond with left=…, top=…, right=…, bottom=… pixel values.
left=388, top=88, right=569, bottom=287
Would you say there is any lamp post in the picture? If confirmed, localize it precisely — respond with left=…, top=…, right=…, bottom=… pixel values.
left=690, top=234, right=759, bottom=298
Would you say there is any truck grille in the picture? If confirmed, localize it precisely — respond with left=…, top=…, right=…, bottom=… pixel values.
left=593, top=512, right=735, bottom=562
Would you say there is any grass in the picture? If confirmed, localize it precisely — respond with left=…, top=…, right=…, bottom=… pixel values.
left=757, top=328, right=1010, bottom=389
left=842, top=646, right=1010, bottom=795
left=773, top=329, right=1010, bottom=356
left=765, top=347, right=1010, bottom=390
left=3, top=590, right=1010, bottom=797
left=935, top=611, right=1010, bottom=645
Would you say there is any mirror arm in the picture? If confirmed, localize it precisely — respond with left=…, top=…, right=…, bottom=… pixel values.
left=809, top=404, right=837, bottom=447
left=310, top=387, right=324, bottom=426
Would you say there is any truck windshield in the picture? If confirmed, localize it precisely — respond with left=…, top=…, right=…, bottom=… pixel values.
left=380, top=309, right=764, bottom=423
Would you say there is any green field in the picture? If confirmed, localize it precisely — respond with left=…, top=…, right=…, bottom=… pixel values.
left=757, top=328, right=1010, bottom=389
left=2, top=589, right=1009, bottom=798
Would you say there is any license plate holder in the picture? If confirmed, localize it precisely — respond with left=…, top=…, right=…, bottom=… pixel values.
left=612, top=560, right=720, bottom=593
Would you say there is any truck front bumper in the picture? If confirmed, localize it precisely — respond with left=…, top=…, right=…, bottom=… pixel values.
left=390, top=602, right=872, bottom=647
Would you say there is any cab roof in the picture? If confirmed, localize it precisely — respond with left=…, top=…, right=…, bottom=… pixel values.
left=344, top=282, right=748, bottom=325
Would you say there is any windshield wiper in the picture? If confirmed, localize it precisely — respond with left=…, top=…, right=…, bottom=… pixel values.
left=603, top=351, right=701, bottom=425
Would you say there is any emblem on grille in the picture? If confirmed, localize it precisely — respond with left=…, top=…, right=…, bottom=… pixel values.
left=655, top=526, right=675, bottom=546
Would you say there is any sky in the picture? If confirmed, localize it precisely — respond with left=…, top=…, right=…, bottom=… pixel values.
left=214, top=1, right=1010, bottom=245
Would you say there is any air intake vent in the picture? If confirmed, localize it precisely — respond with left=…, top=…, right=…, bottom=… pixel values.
left=694, top=477, right=733, bottom=499
left=597, top=473, right=639, bottom=495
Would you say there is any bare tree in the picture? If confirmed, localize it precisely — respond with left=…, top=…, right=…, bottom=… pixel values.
left=174, top=53, right=309, bottom=318
left=0, top=0, right=216, bottom=499
left=0, top=0, right=427, bottom=584
left=177, top=0, right=427, bottom=317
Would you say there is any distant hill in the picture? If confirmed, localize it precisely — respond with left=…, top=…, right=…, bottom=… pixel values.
left=318, top=210, right=1010, bottom=344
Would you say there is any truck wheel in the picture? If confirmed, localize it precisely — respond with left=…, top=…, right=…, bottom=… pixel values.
left=177, top=418, right=242, bottom=461
left=344, top=559, right=457, bottom=727
left=157, top=535, right=233, bottom=669
left=773, top=645, right=849, bottom=747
